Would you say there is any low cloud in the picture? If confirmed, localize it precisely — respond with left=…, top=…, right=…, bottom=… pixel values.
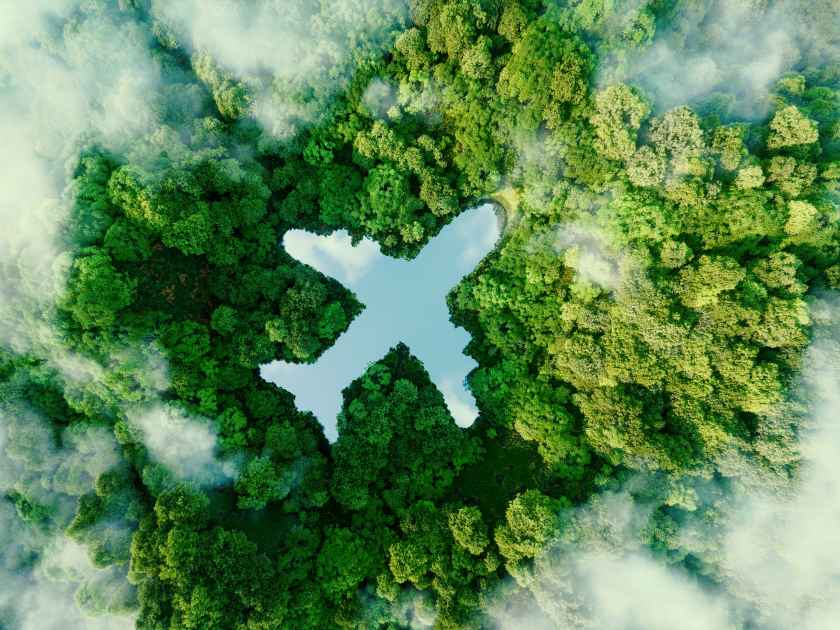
left=128, top=404, right=238, bottom=486
left=0, top=538, right=135, bottom=629
left=491, top=491, right=737, bottom=629
left=603, top=0, right=840, bottom=117
left=0, top=7, right=207, bottom=624
left=153, top=0, right=410, bottom=138
left=0, top=404, right=134, bottom=629
left=710, top=294, right=840, bottom=628
left=362, top=78, right=399, bottom=119
left=554, top=224, right=627, bottom=292
left=360, top=75, right=444, bottom=123
left=0, top=406, right=121, bottom=517
left=0, top=513, right=134, bottom=630
left=0, top=1, right=163, bottom=362
left=576, top=553, right=733, bottom=630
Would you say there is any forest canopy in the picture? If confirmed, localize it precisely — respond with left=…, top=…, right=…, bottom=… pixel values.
left=2, top=1, right=840, bottom=629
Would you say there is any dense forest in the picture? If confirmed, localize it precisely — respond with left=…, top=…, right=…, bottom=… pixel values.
left=2, top=0, right=840, bottom=628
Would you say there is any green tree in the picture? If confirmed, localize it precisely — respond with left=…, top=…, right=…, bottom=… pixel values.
left=495, top=490, right=566, bottom=563
left=591, top=84, right=650, bottom=161
left=235, top=456, right=293, bottom=510
left=317, top=527, right=379, bottom=602
left=63, top=251, right=136, bottom=328
left=767, top=105, right=819, bottom=149
left=498, top=18, right=592, bottom=127
left=448, top=506, right=489, bottom=555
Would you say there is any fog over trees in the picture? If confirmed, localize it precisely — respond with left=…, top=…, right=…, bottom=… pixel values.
left=1, top=1, right=840, bottom=629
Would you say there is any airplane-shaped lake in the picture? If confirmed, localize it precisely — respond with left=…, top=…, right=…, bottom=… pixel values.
left=260, top=204, right=501, bottom=441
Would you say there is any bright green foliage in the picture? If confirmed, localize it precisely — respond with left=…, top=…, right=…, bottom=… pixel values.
left=785, top=199, right=820, bottom=235
left=106, top=145, right=270, bottom=261
left=448, top=506, right=489, bottom=555
left=712, top=125, right=747, bottom=171
left=359, top=163, right=426, bottom=247
left=676, top=255, right=746, bottom=309
left=452, top=67, right=839, bottom=481
left=131, top=485, right=285, bottom=629
left=766, top=156, right=817, bottom=197
left=495, top=490, right=566, bottom=563
left=591, top=84, right=650, bottom=161
left=498, top=17, right=592, bottom=127
left=5, top=1, right=840, bottom=629
left=736, top=165, right=766, bottom=189
left=63, top=251, right=137, bottom=329
left=192, top=52, right=252, bottom=120
left=331, top=344, right=479, bottom=513
left=234, top=456, right=292, bottom=510
left=68, top=152, right=121, bottom=247
left=768, top=105, right=819, bottom=150
left=649, top=106, right=705, bottom=157
left=386, top=500, right=502, bottom=627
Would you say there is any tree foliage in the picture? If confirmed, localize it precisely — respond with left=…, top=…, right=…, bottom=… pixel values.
left=4, top=1, right=840, bottom=628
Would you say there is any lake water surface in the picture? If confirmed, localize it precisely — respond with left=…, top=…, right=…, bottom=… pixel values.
left=260, top=204, right=501, bottom=440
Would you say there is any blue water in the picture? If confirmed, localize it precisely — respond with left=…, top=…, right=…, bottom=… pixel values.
left=260, top=204, right=501, bottom=440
